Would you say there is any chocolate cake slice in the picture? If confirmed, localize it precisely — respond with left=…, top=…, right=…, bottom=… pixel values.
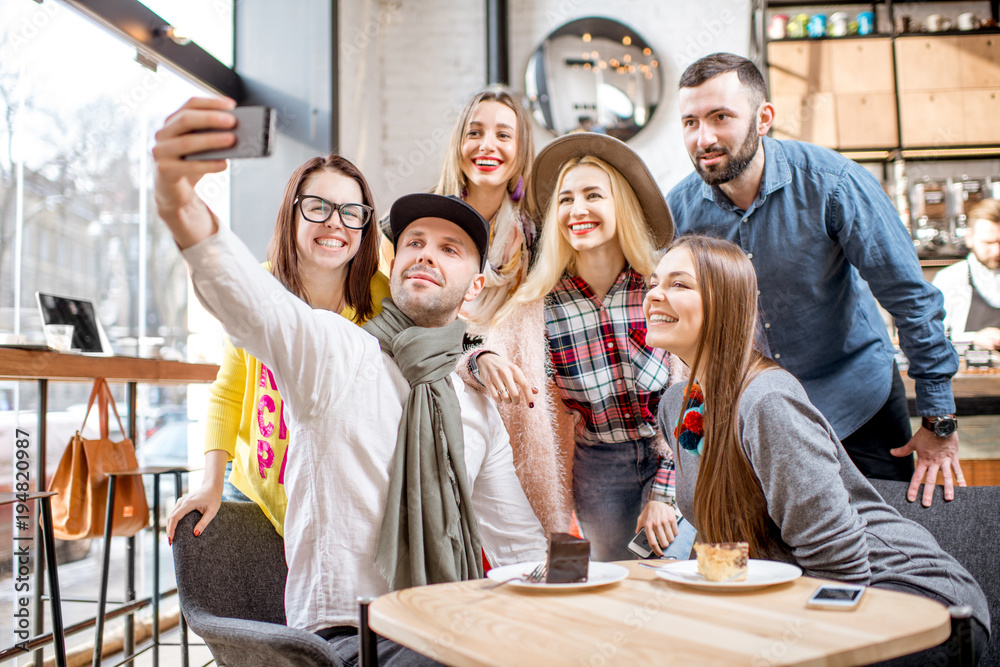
left=545, top=532, right=590, bottom=583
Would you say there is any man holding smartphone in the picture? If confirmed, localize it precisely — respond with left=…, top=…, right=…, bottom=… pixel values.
left=154, top=97, right=546, bottom=665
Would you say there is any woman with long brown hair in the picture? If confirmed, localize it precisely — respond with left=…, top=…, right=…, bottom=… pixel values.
left=167, top=153, right=390, bottom=542
left=645, top=235, right=989, bottom=664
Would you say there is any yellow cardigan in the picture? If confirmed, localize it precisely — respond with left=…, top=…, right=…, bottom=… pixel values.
left=204, top=269, right=391, bottom=535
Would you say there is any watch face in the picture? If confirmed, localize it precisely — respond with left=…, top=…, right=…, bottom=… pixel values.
left=934, top=418, right=957, bottom=437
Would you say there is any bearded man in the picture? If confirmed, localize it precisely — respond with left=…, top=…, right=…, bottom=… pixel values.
left=665, top=53, right=962, bottom=508
left=934, top=199, right=1000, bottom=351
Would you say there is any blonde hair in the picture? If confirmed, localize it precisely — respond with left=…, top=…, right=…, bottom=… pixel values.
left=435, top=88, right=536, bottom=328
left=496, top=156, right=659, bottom=324
left=435, top=88, right=533, bottom=200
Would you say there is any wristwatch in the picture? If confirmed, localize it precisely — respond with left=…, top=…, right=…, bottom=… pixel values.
left=468, top=350, right=497, bottom=387
left=921, top=414, right=958, bottom=438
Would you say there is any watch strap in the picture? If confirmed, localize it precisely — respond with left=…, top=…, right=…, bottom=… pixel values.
left=921, top=414, right=957, bottom=437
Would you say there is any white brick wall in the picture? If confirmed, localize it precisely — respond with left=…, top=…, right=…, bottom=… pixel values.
left=339, top=0, right=751, bottom=212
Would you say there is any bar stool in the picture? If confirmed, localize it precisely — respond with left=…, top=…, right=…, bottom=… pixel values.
left=93, top=465, right=197, bottom=667
left=0, top=491, right=68, bottom=667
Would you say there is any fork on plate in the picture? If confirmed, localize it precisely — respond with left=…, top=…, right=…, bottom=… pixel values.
left=482, top=562, right=547, bottom=590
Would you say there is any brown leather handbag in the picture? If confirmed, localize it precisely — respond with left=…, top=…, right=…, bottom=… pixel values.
left=49, top=378, right=150, bottom=540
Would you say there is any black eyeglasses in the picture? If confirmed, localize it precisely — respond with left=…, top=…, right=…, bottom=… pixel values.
left=294, top=195, right=373, bottom=229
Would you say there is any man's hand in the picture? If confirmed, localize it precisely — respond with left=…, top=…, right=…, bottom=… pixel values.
left=972, top=327, right=1000, bottom=351
left=890, top=429, right=965, bottom=506
left=636, top=500, right=679, bottom=557
left=152, top=96, right=236, bottom=248
left=475, top=352, right=539, bottom=407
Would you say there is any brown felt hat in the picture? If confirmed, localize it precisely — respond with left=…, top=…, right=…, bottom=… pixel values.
left=529, top=132, right=674, bottom=248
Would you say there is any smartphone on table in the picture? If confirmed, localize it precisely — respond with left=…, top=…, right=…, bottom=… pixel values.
left=183, top=106, right=275, bottom=160
left=806, top=584, right=866, bottom=610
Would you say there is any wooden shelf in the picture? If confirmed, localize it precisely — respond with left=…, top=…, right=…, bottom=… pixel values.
left=765, top=0, right=882, bottom=6
left=839, top=149, right=896, bottom=161
left=0, top=348, right=219, bottom=383
left=903, top=371, right=1000, bottom=400
left=767, top=33, right=892, bottom=42
left=919, top=257, right=963, bottom=267
left=900, top=146, right=1000, bottom=160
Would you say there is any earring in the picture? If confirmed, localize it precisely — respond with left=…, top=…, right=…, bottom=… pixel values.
left=510, top=176, right=525, bottom=202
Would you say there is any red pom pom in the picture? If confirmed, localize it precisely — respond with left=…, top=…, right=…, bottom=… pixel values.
left=689, top=384, right=703, bottom=402
left=683, top=410, right=703, bottom=434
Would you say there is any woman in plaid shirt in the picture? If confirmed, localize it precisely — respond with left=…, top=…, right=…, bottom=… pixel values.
left=486, top=133, right=696, bottom=561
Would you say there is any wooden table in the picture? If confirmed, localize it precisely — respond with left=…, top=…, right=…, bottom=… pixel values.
left=369, top=561, right=951, bottom=667
left=0, top=347, right=219, bottom=383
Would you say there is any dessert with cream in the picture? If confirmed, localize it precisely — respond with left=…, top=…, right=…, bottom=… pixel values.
left=694, top=542, right=749, bottom=582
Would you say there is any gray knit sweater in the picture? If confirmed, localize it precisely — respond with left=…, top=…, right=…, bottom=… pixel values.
left=658, top=369, right=989, bottom=631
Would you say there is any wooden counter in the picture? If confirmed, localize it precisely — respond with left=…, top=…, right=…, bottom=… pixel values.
left=902, top=370, right=1000, bottom=400
left=0, top=348, right=218, bottom=383
left=903, top=370, right=1000, bottom=417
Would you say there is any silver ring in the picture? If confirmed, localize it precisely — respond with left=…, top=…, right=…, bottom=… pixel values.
left=497, top=387, right=508, bottom=395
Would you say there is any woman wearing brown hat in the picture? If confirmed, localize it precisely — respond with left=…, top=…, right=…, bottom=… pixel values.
left=489, top=133, right=695, bottom=560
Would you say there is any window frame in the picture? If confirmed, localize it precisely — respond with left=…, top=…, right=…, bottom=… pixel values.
left=59, top=0, right=245, bottom=101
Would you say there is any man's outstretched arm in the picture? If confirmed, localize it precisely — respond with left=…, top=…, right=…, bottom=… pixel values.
left=152, top=96, right=237, bottom=248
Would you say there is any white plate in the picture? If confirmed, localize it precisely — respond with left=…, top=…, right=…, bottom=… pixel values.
left=653, top=559, right=802, bottom=591
left=486, top=561, right=629, bottom=590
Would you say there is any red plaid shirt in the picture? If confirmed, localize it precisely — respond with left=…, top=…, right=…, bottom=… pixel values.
left=545, top=268, right=671, bottom=445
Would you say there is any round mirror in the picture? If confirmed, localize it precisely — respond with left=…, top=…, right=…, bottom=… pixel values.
left=525, top=17, right=662, bottom=141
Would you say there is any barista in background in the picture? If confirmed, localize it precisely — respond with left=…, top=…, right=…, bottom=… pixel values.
left=933, top=199, right=1000, bottom=350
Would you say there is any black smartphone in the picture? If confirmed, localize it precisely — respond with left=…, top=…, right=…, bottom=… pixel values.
left=184, top=106, right=275, bottom=160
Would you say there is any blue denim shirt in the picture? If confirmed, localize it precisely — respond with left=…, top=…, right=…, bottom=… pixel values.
left=666, top=136, right=957, bottom=438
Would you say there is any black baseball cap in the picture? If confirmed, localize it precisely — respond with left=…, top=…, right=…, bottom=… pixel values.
left=389, top=194, right=490, bottom=271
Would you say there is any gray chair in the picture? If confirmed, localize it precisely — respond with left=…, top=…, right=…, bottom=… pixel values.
left=868, top=479, right=999, bottom=666
left=171, top=502, right=343, bottom=667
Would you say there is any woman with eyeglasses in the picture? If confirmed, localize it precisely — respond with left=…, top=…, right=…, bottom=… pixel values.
left=167, top=152, right=389, bottom=542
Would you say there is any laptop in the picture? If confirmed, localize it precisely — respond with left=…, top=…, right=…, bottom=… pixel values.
left=35, top=292, right=113, bottom=356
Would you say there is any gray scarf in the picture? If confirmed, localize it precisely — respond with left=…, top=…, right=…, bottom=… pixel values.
left=363, top=298, right=484, bottom=590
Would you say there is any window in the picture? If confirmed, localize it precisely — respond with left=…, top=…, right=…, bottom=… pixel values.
left=138, top=0, right=234, bottom=67
left=0, top=1, right=232, bottom=648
